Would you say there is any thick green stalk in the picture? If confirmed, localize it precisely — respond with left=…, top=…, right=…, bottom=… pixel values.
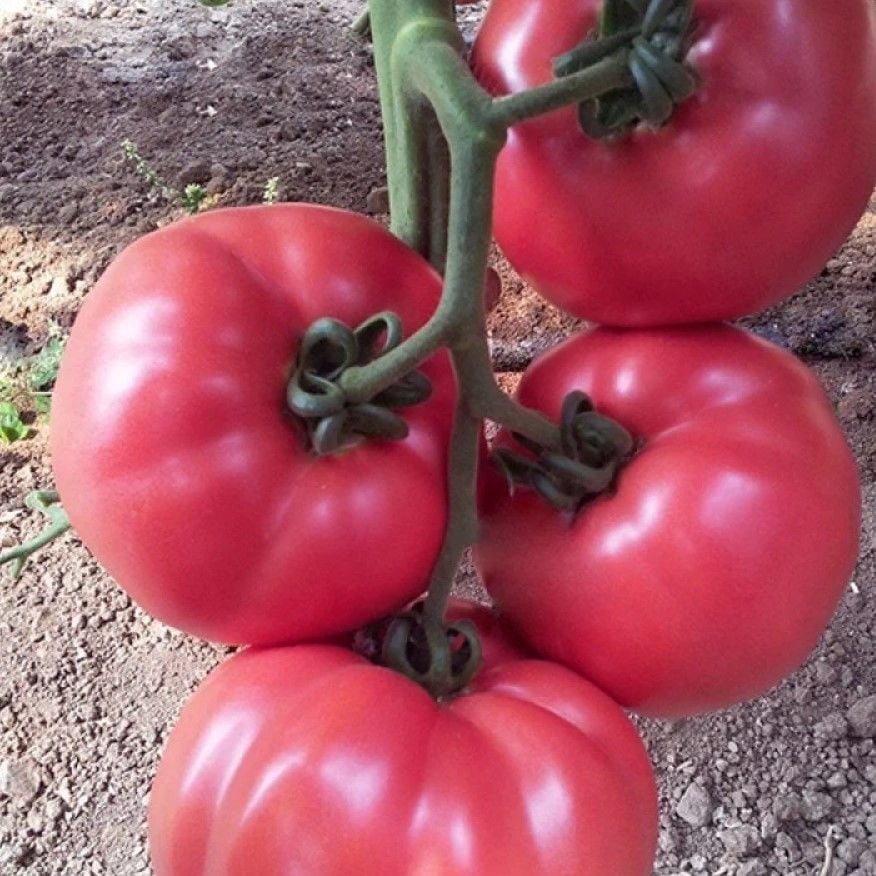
left=421, top=399, right=481, bottom=626
left=370, top=14, right=553, bottom=635
left=341, top=18, right=638, bottom=410
left=368, top=1, right=463, bottom=256
left=363, top=0, right=644, bottom=672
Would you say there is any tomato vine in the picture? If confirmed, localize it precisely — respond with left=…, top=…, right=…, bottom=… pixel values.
left=338, top=0, right=671, bottom=692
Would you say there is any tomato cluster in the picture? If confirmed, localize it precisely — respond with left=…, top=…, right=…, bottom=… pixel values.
left=47, top=0, right=874, bottom=873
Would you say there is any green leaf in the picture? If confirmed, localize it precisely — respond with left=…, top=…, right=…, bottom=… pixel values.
left=28, top=335, right=65, bottom=392
left=33, top=394, right=52, bottom=415
left=199, top=0, right=231, bottom=6
left=0, top=402, right=29, bottom=443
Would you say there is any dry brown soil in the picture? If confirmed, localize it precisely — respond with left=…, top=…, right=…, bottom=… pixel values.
left=0, top=1, right=874, bottom=874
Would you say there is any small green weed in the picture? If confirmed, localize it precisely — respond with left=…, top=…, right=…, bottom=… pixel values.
left=0, top=402, right=29, bottom=444
left=122, top=140, right=281, bottom=213
left=122, top=140, right=213, bottom=215
left=263, top=177, right=281, bottom=204
left=0, top=327, right=67, bottom=441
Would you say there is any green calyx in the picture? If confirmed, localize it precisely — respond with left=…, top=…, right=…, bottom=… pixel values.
left=554, top=0, right=698, bottom=139
left=287, top=312, right=432, bottom=455
left=366, top=601, right=482, bottom=700
left=492, top=391, right=635, bottom=512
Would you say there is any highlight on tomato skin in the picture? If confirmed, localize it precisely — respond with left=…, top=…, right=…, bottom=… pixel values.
left=148, top=606, right=658, bottom=876
left=50, top=204, right=457, bottom=648
left=475, top=323, right=862, bottom=718
left=471, top=0, right=876, bottom=326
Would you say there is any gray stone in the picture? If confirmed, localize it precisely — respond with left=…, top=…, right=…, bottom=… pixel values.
left=838, top=838, right=867, bottom=867
left=801, top=789, right=834, bottom=822
left=25, top=810, right=43, bottom=834
left=366, top=185, right=390, bottom=215
left=774, top=831, right=802, bottom=867
left=848, top=695, right=876, bottom=737
left=178, top=160, right=212, bottom=187
left=857, top=850, right=876, bottom=875
left=815, top=712, right=849, bottom=741
left=773, top=792, right=802, bottom=821
left=47, top=275, right=70, bottom=300
left=736, top=862, right=767, bottom=876
left=57, top=202, right=80, bottom=225
left=675, top=782, right=713, bottom=827
left=720, top=824, right=760, bottom=858
left=827, top=771, right=848, bottom=789
left=0, top=760, right=40, bottom=804
left=689, top=853, right=706, bottom=871
left=760, top=812, right=780, bottom=839
left=815, top=661, right=838, bottom=684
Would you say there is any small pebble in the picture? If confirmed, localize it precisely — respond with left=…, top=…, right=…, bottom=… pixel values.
left=366, top=185, right=389, bottom=214
left=848, top=695, right=876, bottom=737
left=719, top=824, right=760, bottom=858
left=675, top=782, right=713, bottom=828
left=815, top=712, right=849, bottom=742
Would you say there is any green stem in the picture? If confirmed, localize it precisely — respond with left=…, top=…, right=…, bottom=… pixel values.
left=338, top=309, right=453, bottom=403
left=369, top=4, right=463, bottom=256
left=341, top=28, right=641, bottom=407
left=456, top=339, right=559, bottom=450
left=490, top=54, right=632, bottom=127
left=421, top=399, right=481, bottom=630
left=362, top=0, right=640, bottom=683
left=425, top=120, right=451, bottom=271
left=0, top=490, right=71, bottom=579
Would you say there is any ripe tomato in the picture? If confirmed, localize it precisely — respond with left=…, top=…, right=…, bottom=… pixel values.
left=149, top=605, right=658, bottom=875
left=475, top=325, right=861, bottom=717
left=51, top=205, right=455, bottom=645
left=472, top=0, right=876, bottom=326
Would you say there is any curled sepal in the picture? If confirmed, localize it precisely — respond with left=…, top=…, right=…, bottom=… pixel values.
left=347, top=404, right=410, bottom=441
left=286, top=311, right=432, bottom=456
left=641, top=0, right=681, bottom=37
left=553, top=0, right=698, bottom=140
left=553, top=28, right=637, bottom=78
left=354, top=312, right=403, bottom=363
left=373, top=371, right=432, bottom=409
left=381, top=607, right=482, bottom=700
left=491, top=390, right=635, bottom=514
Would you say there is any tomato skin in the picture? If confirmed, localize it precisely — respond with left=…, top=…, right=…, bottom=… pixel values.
left=51, top=205, right=455, bottom=645
left=475, top=325, right=861, bottom=717
left=149, top=606, right=657, bottom=876
left=472, top=0, right=876, bottom=326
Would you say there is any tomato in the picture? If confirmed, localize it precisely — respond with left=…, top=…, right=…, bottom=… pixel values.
left=51, top=204, right=455, bottom=645
left=475, top=325, right=861, bottom=717
left=472, top=0, right=876, bottom=326
left=149, top=605, right=658, bottom=875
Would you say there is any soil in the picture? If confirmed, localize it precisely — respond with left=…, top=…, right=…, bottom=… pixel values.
left=0, top=1, right=874, bottom=873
